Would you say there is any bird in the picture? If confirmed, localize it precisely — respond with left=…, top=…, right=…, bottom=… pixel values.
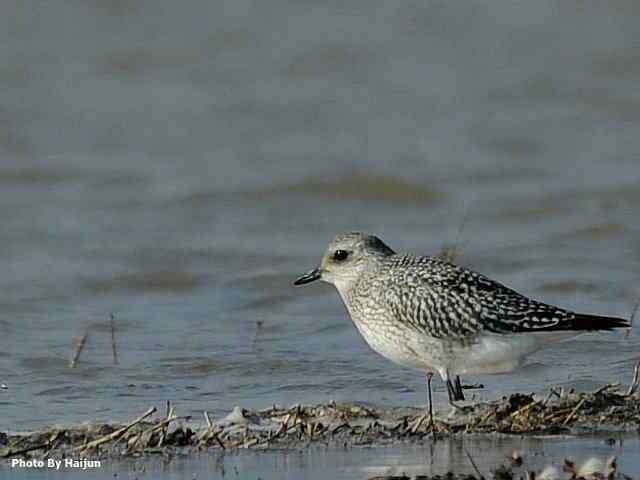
left=293, top=232, right=629, bottom=413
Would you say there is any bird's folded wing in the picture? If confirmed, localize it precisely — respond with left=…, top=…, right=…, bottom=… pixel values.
left=384, top=258, right=628, bottom=338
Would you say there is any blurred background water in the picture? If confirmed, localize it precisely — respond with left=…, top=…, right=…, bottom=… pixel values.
left=1, top=0, right=639, bottom=432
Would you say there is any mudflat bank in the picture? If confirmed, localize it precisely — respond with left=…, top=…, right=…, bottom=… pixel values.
left=3, top=380, right=640, bottom=478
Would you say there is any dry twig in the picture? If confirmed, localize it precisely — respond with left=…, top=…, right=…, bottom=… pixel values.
left=562, top=397, right=586, bottom=425
left=79, top=406, right=157, bottom=453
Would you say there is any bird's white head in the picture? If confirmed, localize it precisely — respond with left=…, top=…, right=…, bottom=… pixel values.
left=294, top=232, right=395, bottom=294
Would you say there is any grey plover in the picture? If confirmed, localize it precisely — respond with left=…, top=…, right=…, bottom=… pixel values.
left=294, top=232, right=629, bottom=405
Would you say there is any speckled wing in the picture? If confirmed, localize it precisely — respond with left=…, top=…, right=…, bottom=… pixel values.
left=383, top=256, right=629, bottom=339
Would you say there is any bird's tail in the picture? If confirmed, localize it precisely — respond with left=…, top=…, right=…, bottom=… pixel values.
left=571, top=313, right=630, bottom=331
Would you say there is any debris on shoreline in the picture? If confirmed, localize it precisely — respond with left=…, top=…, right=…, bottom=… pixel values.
left=367, top=454, right=632, bottom=480
left=2, top=381, right=639, bottom=463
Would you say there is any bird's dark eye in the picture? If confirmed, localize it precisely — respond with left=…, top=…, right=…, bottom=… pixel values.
left=333, top=250, right=349, bottom=261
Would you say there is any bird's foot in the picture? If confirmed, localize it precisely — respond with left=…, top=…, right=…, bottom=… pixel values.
left=462, top=383, right=485, bottom=391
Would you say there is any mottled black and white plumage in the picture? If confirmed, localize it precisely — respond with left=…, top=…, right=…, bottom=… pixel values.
left=383, top=253, right=628, bottom=337
left=294, top=232, right=629, bottom=402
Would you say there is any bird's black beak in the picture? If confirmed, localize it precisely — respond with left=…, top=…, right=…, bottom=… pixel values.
left=293, top=267, right=322, bottom=286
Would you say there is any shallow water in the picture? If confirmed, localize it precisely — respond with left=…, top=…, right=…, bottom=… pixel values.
left=3, top=436, right=639, bottom=479
left=1, top=0, right=639, bottom=446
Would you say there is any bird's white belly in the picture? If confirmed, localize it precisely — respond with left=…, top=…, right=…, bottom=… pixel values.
left=350, top=309, right=578, bottom=377
left=452, top=331, right=579, bottom=375
left=349, top=314, right=440, bottom=372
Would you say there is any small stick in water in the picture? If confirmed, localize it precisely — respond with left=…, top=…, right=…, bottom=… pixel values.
left=110, top=313, right=119, bottom=365
left=70, top=330, right=89, bottom=368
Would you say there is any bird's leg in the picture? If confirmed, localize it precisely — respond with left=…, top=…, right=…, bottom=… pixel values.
left=425, top=372, right=434, bottom=429
left=445, top=378, right=464, bottom=417
left=446, top=378, right=457, bottom=403
left=454, top=375, right=465, bottom=401
left=445, top=375, right=466, bottom=416
left=446, top=376, right=465, bottom=402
